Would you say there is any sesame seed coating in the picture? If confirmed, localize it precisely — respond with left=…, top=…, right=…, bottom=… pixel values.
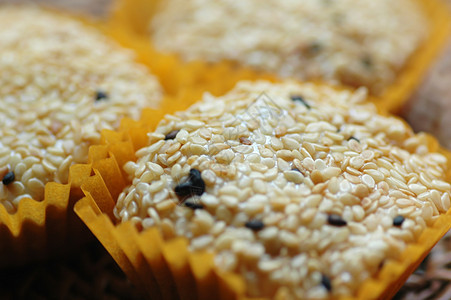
left=115, top=81, right=450, bottom=299
left=151, top=0, right=428, bottom=94
left=0, top=6, right=162, bottom=212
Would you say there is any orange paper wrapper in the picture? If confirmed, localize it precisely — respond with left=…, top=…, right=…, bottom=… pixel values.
left=75, top=87, right=451, bottom=300
left=109, top=0, right=451, bottom=114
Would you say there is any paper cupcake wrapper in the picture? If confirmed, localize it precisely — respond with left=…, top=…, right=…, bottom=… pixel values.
left=74, top=89, right=451, bottom=300
left=109, top=0, right=451, bottom=113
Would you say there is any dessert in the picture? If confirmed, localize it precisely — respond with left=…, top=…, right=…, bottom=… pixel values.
left=150, top=0, right=428, bottom=95
left=0, top=6, right=162, bottom=212
left=114, top=80, right=451, bottom=298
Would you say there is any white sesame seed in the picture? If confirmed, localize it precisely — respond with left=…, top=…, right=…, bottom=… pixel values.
left=321, top=167, right=341, bottom=181
left=361, top=174, right=375, bottom=189
left=283, top=170, right=304, bottom=184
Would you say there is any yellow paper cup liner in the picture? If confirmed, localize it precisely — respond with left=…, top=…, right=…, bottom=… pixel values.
left=74, top=87, right=451, bottom=300
left=108, top=0, right=451, bottom=114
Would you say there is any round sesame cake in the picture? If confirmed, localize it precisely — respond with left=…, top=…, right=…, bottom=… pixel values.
left=150, top=0, right=428, bottom=95
left=115, top=80, right=451, bottom=299
left=0, top=6, right=162, bottom=212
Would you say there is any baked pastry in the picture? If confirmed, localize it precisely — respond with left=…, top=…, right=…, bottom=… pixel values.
left=150, top=0, right=428, bottom=95
left=113, top=80, right=450, bottom=299
left=0, top=6, right=162, bottom=213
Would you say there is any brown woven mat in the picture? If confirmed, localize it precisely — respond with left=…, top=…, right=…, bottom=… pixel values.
left=394, top=231, right=451, bottom=300
left=0, top=240, right=145, bottom=300
left=0, top=0, right=449, bottom=299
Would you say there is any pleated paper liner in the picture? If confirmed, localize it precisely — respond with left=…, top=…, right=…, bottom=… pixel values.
left=74, top=86, right=451, bottom=300
left=109, top=0, right=451, bottom=114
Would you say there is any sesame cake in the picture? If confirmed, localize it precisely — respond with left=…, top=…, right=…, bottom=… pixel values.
left=114, top=80, right=450, bottom=299
left=150, top=0, right=428, bottom=95
left=0, top=6, right=162, bottom=213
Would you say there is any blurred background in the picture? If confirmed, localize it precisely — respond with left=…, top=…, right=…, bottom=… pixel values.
left=0, top=0, right=449, bottom=299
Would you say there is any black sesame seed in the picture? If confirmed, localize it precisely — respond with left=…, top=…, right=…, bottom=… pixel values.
left=393, top=215, right=405, bottom=227
left=188, top=169, right=204, bottom=186
left=174, top=168, right=205, bottom=198
left=174, top=182, right=204, bottom=197
left=2, top=171, right=14, bottom=185
left=245, top=220, right=265, bottom=231
left=175, top=182, right=196, bottom=197
left=95, top=90, right=108, bottom=101
left=165, top=130, right=180, bottom=140
left=321, top=274, right=332, bottom=292
left=290, top=95, right=311, bottom=109
left=307, top=42, right=322, bottom=55
left=347, top=136, right=360, bottom=143
left=327, top=214, right=347, bottom=227
left=362, top=55, right=373, bottom=69
left=184, top=201, right=204, bottom=210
